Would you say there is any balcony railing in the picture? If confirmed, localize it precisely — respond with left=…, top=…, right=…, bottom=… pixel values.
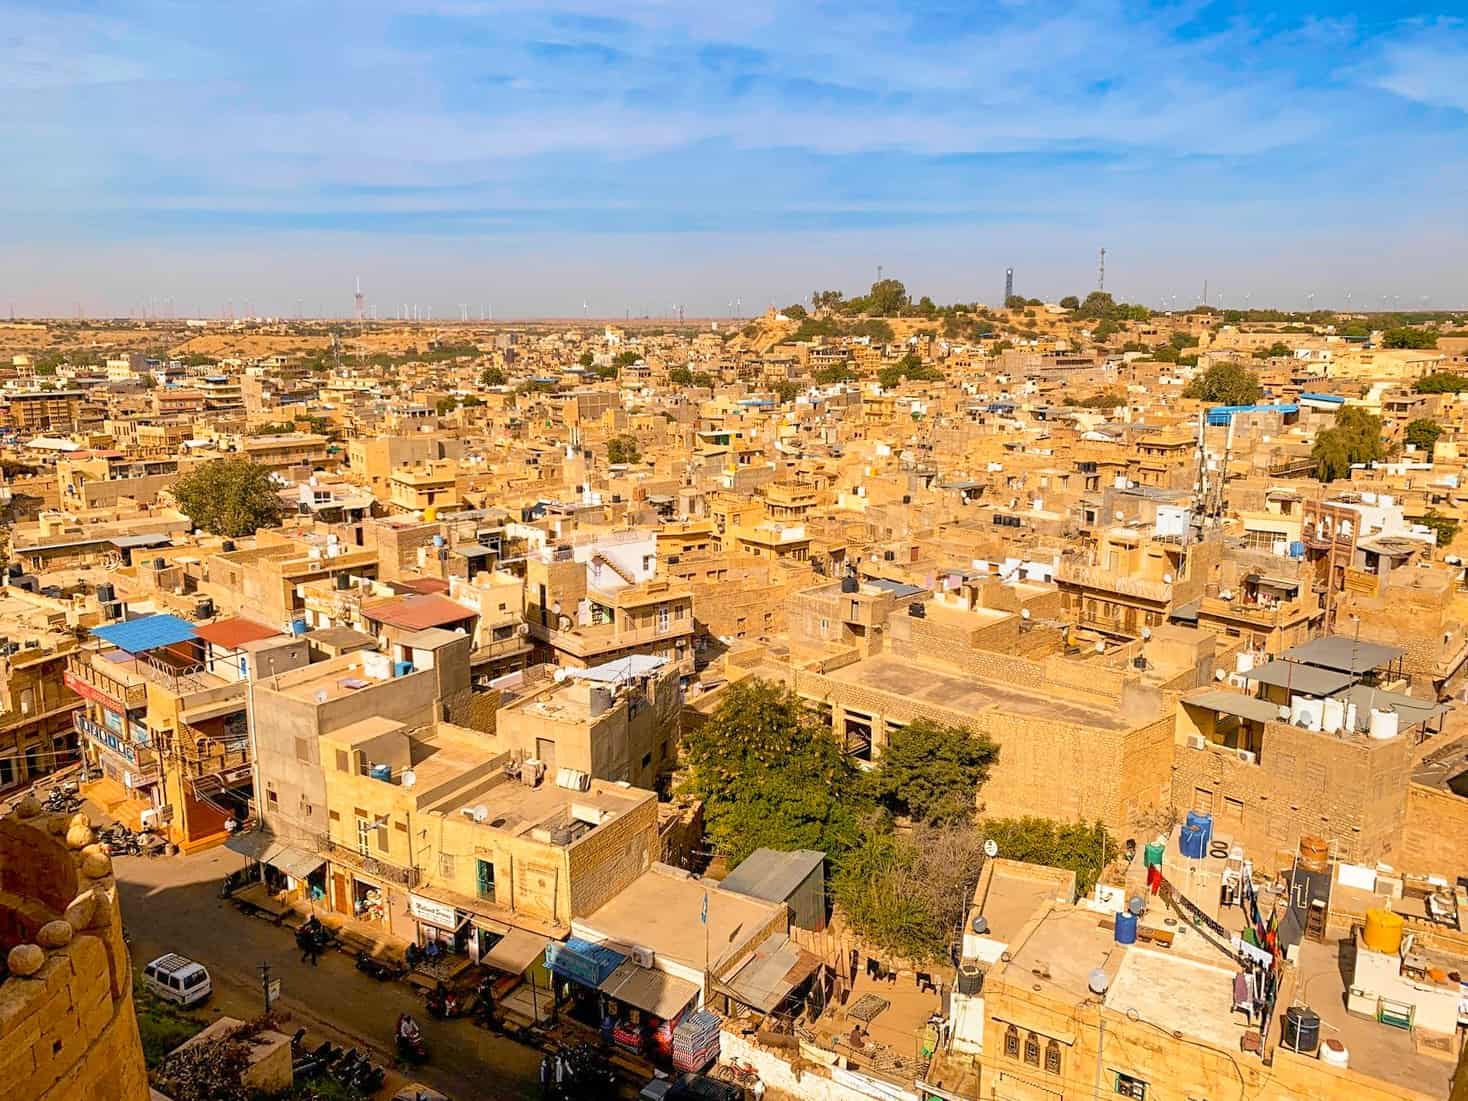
left=316, top=835, right=419, bottom=888
left=65, top=659, right=147, bottom=711
left=1055, top=563, right=1173, bottom=603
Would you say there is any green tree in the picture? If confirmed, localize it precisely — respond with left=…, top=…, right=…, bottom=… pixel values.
left=1059, top=295, right=1080, bottom=310
left=980, top=817, right=1114, bottom=895
left=833, top=825, right=987, bottom=963
left=1383, top=327, right=1437, bottom=349
left=1182, top=362, right=1263, bottom=405
left=1414, top=372, right=1468, bottom=394
left=773, top=379, right=800, bottom=403
left=691, top=370, right=715, bottom=388
left=1253, top=341, right=1293, bottom=359
left=1092, top=319, right=1120, bottom=342
left=480, top=365, right=506, bottom=386
left=613, top=349, right=640, bottom=368
left=592, top=364, right=618, bottom=379
left=172, top=459, right=283, bottom=538
left=1405, top=418, right=1443, bottom=454
left=681, top=679, right=866, bottom=867
left=867, top=279, right=909, bottom=316
left=782, top=303, right=808, bottom=320
left=1312, top=406, right=1384, bottom=481
left=1004, top=295, right=1026, bottom=310
left=811, top=290, right=845, bottom=312
left=1420, top=510, right=1459, bottom=547
left=864, top=718, right=997, bottom=826
left=877, top=365, right=903, bottom=389
left=606, top=434, right=641, bottom=464
left=813, top=363, right=856, bottom=384
left=668, top=365, right=694, bottom=386
left=577, top=351, right=594, bottom=368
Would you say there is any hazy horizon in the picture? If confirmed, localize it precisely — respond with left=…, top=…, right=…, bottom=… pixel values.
left=4, top=2, right=1466, bottom=318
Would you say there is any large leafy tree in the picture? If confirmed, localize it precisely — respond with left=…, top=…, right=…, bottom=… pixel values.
left=864, top=718, right=996, bottom=826
left=172, top=459, right=283, bottom=538
left=866, top=279, right=910, bottom=317
left=1312, top=405, right=1384, bottom=481
left=980, top=817, right=1114, bottom=894
left=1182, top=362, right=1263, bottom=405
left=1415, top=372, right=1468, bottom=394
left=1382, top=327, right=1437, bottom=349
left=681, top=679, right=865, bottom=867
left=1405, top=418, right=1443, bottom=454
left=606, top=435, right=641, bottom=464
left=834, top=824, right=988, bottom=963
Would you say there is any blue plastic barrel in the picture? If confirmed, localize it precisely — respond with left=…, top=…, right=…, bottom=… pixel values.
left=1179, top=824, right=1206, bottom=859
left=1114, top=911, right=1138, bottom=945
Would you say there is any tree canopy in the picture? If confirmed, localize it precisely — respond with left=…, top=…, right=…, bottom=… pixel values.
left=1182, top=362, right=1264, bottom=405
left=782, top=303, right=808, bottom=320
left=861, top=718, right=996, bottom=826
left=606, top=434, right=641, bottom=464
left=1414, top=372, right=1468, bottom=394
left=1405, top=418, right=1443, bottom=454
left=980, top=817, right=1113, bottom=894
left=1382, top=327, right=1437, bottom=349
left=668, top=365, right=694, bottom=386
left=480, top=365, right=506, bottom=386
left=680, top=679, right=865, bottom=867
left=1312, top=405, right=1384, bottom=481
left=1058, top=295, right=1080, bottom=310
left=172, top=459, right=283, bottom=538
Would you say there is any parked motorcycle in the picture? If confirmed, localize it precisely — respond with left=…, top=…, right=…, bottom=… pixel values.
left=355, top=950, right=405, bottom=981
left=425, top=982, right=470, bottom=1020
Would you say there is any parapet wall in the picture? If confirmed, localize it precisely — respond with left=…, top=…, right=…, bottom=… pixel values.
left=0, top=801, right=150, bottom=1101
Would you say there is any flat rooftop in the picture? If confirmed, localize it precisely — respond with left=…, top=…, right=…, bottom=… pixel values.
left=576, top=864, right=782, bottom=970
left=826, top=653, right=1132, bottom=730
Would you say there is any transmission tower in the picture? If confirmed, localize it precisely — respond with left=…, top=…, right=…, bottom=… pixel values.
left=354, top=276, right=365, bottom=322
left=1098, top=248, right=1106, bottom=292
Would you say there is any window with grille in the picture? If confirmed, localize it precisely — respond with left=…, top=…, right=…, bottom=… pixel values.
left=1003, top=1025, right=1019, bottom=1059
left=1045, top=1040, right=1061, bottom=1074
left=1024, top=1033, right=1040, bottom=1066
left=439, top=853, right=455, bottom=879
left=1114, top=1071, right=1148, bottom=1099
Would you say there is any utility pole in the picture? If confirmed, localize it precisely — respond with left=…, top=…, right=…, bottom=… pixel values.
left=258, top=962, right=272, bottom=1016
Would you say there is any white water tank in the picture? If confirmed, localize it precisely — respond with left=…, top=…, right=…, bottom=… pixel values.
left=1290, top=696, right=1323, bottom=731
left=1235, top=652, right=1257, bottom=674
left=1319, top=1038, right=1349, bottom=1068
left=1321, top=698, right=1345, bottom=734
left=1368, top=709, right=1399, bottom=741
left=1344, top=702, right=1359, bottom=734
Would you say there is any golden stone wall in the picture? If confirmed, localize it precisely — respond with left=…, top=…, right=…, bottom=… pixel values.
left=0, top=801, right=149, bottom=1101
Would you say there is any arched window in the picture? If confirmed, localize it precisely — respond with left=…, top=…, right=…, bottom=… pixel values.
left=1045, top=1039, right=1062, bottom=1074
left=1024, top=1032, right=1040, bottom=1066
left=1003, top=1024, right=1019, bottom=1059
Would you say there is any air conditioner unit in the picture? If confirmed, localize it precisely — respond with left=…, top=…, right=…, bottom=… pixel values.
left=1236, top=749, right=1257, bottom=765
left=1185, top=733, right=1206, bottom=750
left=630, top=945, right=655, bottom=969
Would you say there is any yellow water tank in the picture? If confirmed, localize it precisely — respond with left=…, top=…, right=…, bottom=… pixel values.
left=423, top=507, right=438, bottom=522
left=1363, top=908, right=1404, bottom=955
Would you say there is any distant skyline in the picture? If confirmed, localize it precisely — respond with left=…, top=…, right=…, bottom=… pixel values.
left=3, top=1, right=1467, bottom=317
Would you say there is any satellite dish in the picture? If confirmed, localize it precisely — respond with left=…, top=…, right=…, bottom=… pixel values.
left=1020, top=609, right=1031, bottom=620
left=1141, top=627, right=1152, bottom=640
left=983, top=838, right=999, bottom=859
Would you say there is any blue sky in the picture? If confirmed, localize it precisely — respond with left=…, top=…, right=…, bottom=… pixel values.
left=2, top=1, right=1466, bottom=317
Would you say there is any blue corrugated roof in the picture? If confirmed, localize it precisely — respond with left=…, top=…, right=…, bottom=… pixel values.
left=1299, top=392, right=1345, bottom=403
left=91, top=614, right=198, bottom=654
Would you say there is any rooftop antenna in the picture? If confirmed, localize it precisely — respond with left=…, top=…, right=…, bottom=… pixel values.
left=1097, top=247, right=1106, bottom=292
left=354, top=276, right=364, bottom=322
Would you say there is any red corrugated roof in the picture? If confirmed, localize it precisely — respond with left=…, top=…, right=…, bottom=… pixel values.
left=195, top=617, right=283, bottom=650
left=361, top=593, right=476, bottom=631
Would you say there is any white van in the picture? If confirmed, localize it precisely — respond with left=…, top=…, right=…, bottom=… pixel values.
left=142, top=954, right=212, bottom=1007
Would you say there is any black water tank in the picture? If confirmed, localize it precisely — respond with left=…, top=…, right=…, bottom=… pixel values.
left=840, top=575, right=859, bottom=594
left=196, top=598, right=214, bottom=620
left=96, top=582, right=115, bottom=605
left=6, top=563, right=20, bottom=578
left=908, top=602, right=926, bottom=618
left=1283, top=1007, right=1320, bottom=1054
left=336, top=571, right=351, bottom=590
left=222, top=540, right=236, bottom=552
left=956, top=962, right=984, bottom=996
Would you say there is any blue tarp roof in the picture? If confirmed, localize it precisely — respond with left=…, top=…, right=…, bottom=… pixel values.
left=546, top=937, right=626, bottom=987
left=91, top=614, right=198, bottom=654
left=1206, top=403, right=1299, bottom=425
left=1299, top=392, right=1346, bottom=403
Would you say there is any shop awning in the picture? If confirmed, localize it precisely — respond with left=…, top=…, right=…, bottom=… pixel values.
left=717, top=934, right=823, bottom=1014
left=598, top=960, right=698, bottom=1021
left=1181, top=689, right=1282, bottom=725
left=266, top=845, right=325, bottom=881
left=484, top=928, right=550, bottom=974
left=225, top=831, right=275, bottom=861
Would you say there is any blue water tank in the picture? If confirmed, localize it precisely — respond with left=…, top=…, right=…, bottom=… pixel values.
left=1179, top=824, right=1207, bottom=860
left=1114, top=911, right=1138, bottom=945
left=290, top=618, right=308, bottom=636
left=393, top=660, right=414, bottom=677
left=369, top=763, right=392, bottom=783
left=1289, top=541, right=1305, bottom=558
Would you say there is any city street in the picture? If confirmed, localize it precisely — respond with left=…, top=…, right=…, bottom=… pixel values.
left=113, top=846, right=545, bottom=1100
